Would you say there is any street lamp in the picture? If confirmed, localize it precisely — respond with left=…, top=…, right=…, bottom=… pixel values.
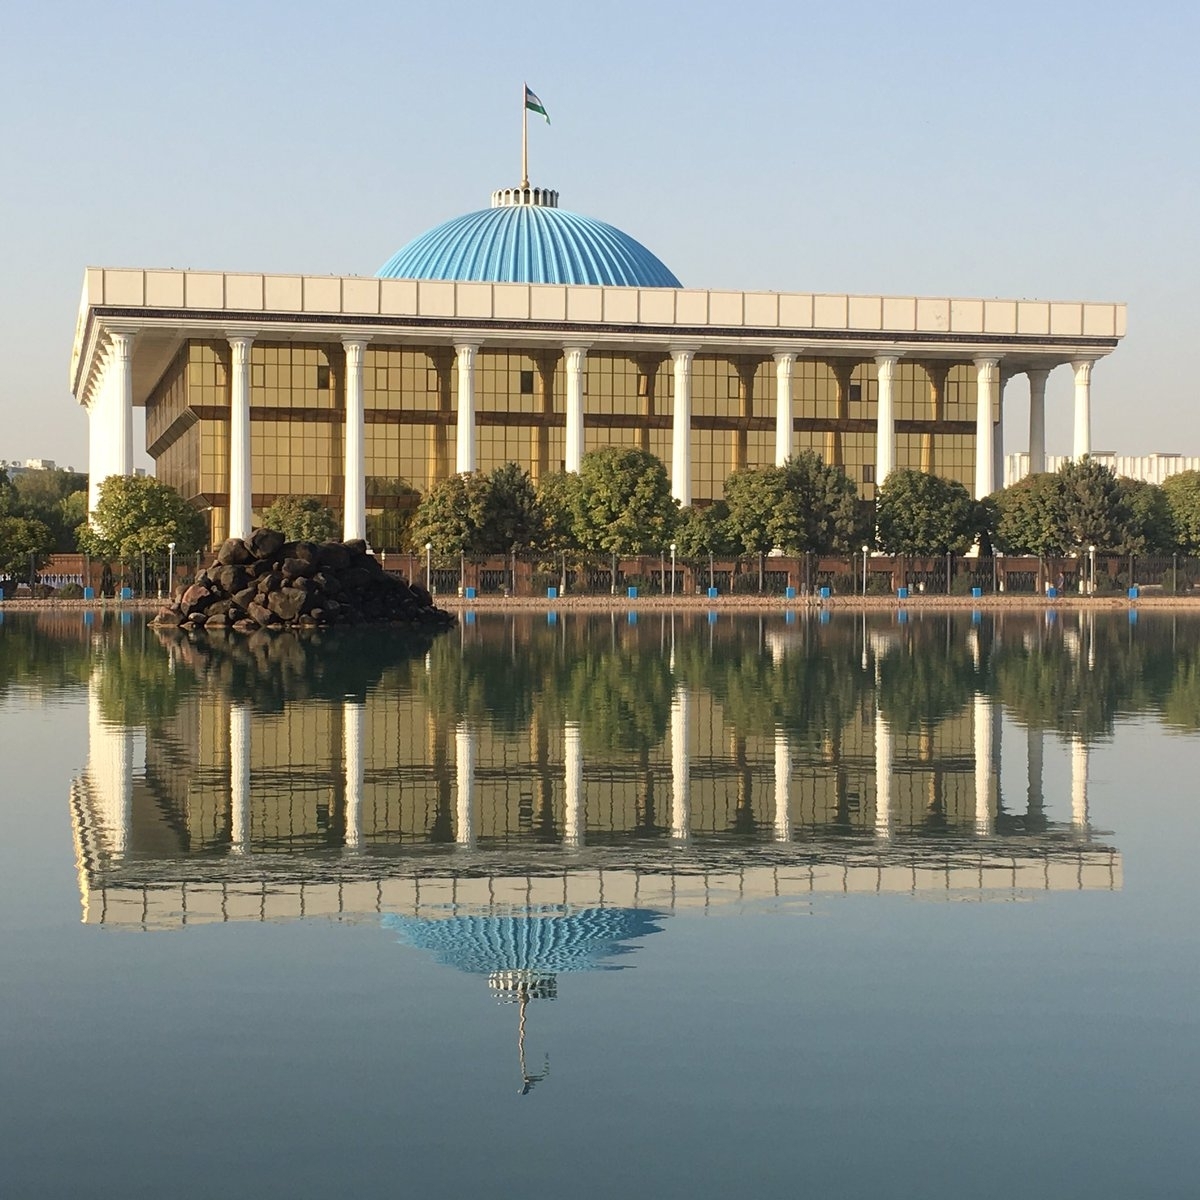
left=167, top=541, right=175, bottom=599
left=670, top=542, right=677, bottom=596
left=862, top=544, right=870, bottom=597
left=425, top=542, right=433, bottom=593
left=1088, top=544, right=1097, bottom=596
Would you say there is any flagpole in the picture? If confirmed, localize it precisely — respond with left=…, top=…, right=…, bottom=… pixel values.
left=521, top=82, right=529, bottom=189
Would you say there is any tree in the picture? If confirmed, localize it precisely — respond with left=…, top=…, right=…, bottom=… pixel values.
left=260, top=495, right=338, bottom=542
left=78, top=476, right=206, bottom=561
left=479, top=462, right=542, bottom=550
left=2, top=468, right=90, bottom=551
left=994, top=473, right=1071, bottom=556
left=0, top=514, right=54, bottom=582
left=1056, top=457, right=1130, bottom=551
left=674, top=502, right=738, bottom=556
left=724, top=452, right=861, bottom=554
left=409, top=472, right=492, bottom=553
left=535, top=471, right=582, bottom=551
left=572, top=447, right=678, bottom=554
left=1117, top=478, right=1175, bottom=555
left=1164, top=470, right=1200, bottom=554
left=875, top=469, right=977, bottom=555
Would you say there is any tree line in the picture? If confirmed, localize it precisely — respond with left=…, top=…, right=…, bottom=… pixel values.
left=34, top=451, right=1200, bottom=572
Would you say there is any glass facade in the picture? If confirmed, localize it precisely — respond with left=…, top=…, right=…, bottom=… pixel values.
left=146, top=339, right=986, bottom=544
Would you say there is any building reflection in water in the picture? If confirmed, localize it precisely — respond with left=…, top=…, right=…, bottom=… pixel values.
left=69, top=612, right=1120, bottom=1085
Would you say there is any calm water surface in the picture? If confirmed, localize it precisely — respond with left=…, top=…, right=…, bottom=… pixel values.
left=1, top=607, right=1199, bottom=1199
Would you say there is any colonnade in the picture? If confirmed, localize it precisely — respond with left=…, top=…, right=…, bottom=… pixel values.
left=86, top=328, right=1101, bottom=531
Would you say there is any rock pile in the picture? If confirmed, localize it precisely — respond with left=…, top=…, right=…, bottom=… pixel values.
left=152, top=529, right=454, bottom=632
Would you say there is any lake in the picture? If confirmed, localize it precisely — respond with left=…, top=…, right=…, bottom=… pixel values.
left=1, top=607, right=1198, bottom=1199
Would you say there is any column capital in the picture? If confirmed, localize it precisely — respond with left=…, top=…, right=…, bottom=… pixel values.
left=225, top=330, right=259, bottom=344
left=874, top=352, right=902, bottom=366
left=972, top=354, right=1001, bottom=369
left=1026, top=364, right=1052, bottom=385
left=1071, top=357, right=1095, bottom=380
left=341, top=335, right=372, bottom=352
left=104, top=327, right=137, bottom=354
left=772, top=349, right=797, bottom=366
left=670, top=344, right=699, bottom=362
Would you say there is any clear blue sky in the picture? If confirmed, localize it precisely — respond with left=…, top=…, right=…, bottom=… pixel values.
left=2, top=0, right=1197, bottom=470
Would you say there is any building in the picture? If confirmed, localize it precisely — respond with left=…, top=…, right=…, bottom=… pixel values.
left=1006, top=451, right=1200, bottom=488
left=70, top=172, right=1126, bottom=548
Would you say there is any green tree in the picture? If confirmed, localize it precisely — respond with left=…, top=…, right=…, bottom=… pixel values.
left=1163, top=470, right=1200, bottom=554
left=1117, top=478, right=1175, bottom=554
left=1056, top=457, right=1130, bottom=551
left=260, top=495, right=338, bottom=542
left=480, top=462, right=542, bottom=550
left=572, top=447, right=678, bottom=554
left=994, top=473, right=1071, bottom=556
left=409, top=472, right=491, bottom=553
left=0, top=514, right=54, bottom=582
left=535, top=471, right=583, bottom=551
left=78, top=476, right=206, bottom=561
left=724, top=452, right=860, bottom=554
left=875, top=469, right=977, bottom=555
left=674, top=502, right=738, bottom=556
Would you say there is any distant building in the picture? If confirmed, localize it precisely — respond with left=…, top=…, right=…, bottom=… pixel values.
left=1005, top=451, right=1200, bottom=488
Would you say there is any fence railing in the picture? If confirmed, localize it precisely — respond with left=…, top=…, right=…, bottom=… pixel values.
left=14, top=550, right=1200, bottom=601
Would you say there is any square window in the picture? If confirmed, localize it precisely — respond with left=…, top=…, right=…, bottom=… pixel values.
left=849, top=383, right=862, bottom=402
left=519, top=369, right=534, bottom=395
left=862, top=464, right=875, bottom=483
left=317, top=364, right=331, bottom=390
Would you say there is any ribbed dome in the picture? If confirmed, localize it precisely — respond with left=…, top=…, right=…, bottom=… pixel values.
left=377, top=201, right=681, bottom=288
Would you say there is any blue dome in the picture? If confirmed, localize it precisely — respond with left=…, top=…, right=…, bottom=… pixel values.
left=377, top=203, right=681, bottom=288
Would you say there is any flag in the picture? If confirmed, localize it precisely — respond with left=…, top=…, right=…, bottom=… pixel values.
left=525, top=85, right=550, bottom=124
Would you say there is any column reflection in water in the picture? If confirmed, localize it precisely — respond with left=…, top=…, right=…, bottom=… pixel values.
left=563, top=721, right=584, bottom=848
left=670, top=685, right=691, bottom=842
left=343, top=700, right=365, bottom=852
left=87, top=672, right=133, bottom=858
left=455, top=721, right=477, bottom=848
left=874, top=710, right=892, bottom=841
left=773, top=727, right=792, bottom=843
left=974, top=693, right=994, bottom=836
left=229, top=702, right=251, bottom=855
left=1027, top=726, right=1045, bottom=829
left=1071, top=735, right=1090, bottom=832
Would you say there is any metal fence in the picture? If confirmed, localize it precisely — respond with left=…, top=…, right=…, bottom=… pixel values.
left=22, top=549, right=1200, bottom=601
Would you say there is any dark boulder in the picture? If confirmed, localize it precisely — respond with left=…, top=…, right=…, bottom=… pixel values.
left=217, top=538, right=254, bottom=566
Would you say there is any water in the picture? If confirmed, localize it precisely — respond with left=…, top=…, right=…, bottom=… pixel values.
left=1, top=608, right=1198, bottom=1199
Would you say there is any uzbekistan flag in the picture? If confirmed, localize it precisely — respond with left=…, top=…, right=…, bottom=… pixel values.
left=525, top=85, right=550, bottom=124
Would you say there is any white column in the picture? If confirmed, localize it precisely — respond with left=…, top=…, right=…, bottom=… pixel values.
left=343, top=700, right=364, bottom=851
left=455, top=342, right=480, bottom=474
left=87, top=673, right=132, bottom=858
left=773, top=351, right=796, bottom=466
left=455, top=721, right=477, bottom=847
left=973, top=693, right=994, bottom=836
left=86, top=383, right=109, bottom=515
left=230, top=702, right=251, bottom=855
left=994, top=371, right=1009, bottom=492
left=1070, top=735, right=1089, bottom=830
left=1026, top=725, right=1044, bottom=816
left=1027, top=367, right=1049, bottom=475
left=974, top=357, right=1000, bottom=498
left=564, top=721, right=584, bottom=847
left=874, top=354, right=898, bottom=488
left=670, top=685, right=691, bottom=840
left=874, top=710, right=893, bottom=840
left=773, top=727, right=792, bottom=842
left=671, top=348, right=694, bottom=506
left=227, top=333, right=256, bottom=540
left=564, top=345, right=588, bottom=472
left=1072, top=359, right=1093, bottom=460
left=342, top=338, right=369, bottom=541
left=108, top=331, right=135, bottom=478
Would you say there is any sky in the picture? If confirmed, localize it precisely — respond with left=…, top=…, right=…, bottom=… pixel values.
left=1, top=0, right=1198, bottom=471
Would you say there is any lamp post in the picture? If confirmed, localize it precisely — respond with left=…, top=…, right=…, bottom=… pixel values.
left=166, top=541, right=175, bottom=599
left=862, top=544, right=870, bottom=597
left=425, top=542, right=433, bottom=594
left=670, top=542, right=677, bottom=596
left=1088, top=544, right=1097, bottom=596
